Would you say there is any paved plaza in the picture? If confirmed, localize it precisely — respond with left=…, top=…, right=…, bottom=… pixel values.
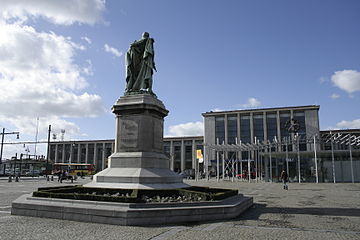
left=0, top=177, right=359, bottom=240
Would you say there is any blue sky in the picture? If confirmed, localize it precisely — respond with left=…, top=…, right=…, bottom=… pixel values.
left=0, top=0, right=359, bottom=158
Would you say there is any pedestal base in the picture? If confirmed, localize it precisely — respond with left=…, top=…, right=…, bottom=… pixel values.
left=85, top=94, right=188, bottom=189
left=84, top=167, right=188, bottom=189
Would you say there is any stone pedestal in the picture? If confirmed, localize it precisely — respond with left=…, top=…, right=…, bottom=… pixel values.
left=85, top=94, right=188, bottom=189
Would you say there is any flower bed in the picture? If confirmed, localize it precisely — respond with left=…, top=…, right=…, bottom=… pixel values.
left=32, top=186, right=238, bottom=203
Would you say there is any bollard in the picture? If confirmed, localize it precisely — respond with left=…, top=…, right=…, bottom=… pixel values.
left=47, top=176, right=50, bottom=181
left=15, top=176, right=19, bottom=182
left=8, top=176, right=12, bottom=182
left=71, top=177, right=73, bottom=183
left=51, top=176, right=54, bottom=181
left=90, top=176, right=93, bottom=180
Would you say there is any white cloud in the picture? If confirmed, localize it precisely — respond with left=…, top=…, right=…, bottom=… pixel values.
left=331, top=70, right=360, bottom=94
left=0, top=0, right=105, bottom=25
left=81, top=36, right=92, bottom=44
left=104, top=44, right=122, bottom=57
left=336, top=119, right=360, bottom=129
left=0, top=22, right=105, bottom=137
left=166, top=121, right=204, bottom=137
left=240, top=97, right=261, bottom=108
left=330, top=93, right=340, bottom=99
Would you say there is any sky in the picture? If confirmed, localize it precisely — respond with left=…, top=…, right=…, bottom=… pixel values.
left=0, top=0, right=359, bottom=159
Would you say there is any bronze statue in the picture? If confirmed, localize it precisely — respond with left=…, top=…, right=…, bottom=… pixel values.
left=125, top=32, right=156, bottom=95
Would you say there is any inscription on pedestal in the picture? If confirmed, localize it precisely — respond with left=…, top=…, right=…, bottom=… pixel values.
left=119, top=119, right=138, bottom=148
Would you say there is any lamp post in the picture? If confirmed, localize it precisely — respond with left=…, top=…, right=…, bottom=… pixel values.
left=296, top=133, right=301, bottom=183
left=46, top=125, right=51, bottom=178
left=0, top=128, right=20, bottom=165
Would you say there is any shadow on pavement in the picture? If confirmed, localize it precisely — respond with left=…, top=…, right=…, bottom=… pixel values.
left=238, top=203, right=360, bottom=221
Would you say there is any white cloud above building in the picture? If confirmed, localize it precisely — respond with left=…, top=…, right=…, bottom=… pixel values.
left=166, top=121, right=204, bottom=137
left=240, top=97, right=261, bottom=108
left=331, top=70, right=360, bottom=94
left=336, top=119, right=360, bottom=129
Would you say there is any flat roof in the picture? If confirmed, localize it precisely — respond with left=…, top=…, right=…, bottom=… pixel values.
left=49, top=136, right=204, bottom=145
left=320, top=129, right=360, bottom=134
left=202, top=105, right=320, bottom=117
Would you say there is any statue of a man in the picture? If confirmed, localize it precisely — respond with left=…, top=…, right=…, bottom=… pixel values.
left=125, top=32, right=156, bottom=95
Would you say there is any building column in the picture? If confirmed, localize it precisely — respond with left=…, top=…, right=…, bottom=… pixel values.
left=170, top=141, right=174, bottom=171
left=237, top=113, right=241, bottom=162
left=93, top=143, right=97, bottom=165
left=263, top=112, right=269, bottom=182
left=250, top=112, right=254, bottom=144
left=69, top=144, right=73, bottom=163
left=102, top=143, right=105, bottom=170
left=224, top=114, right=228, bottom=159
left=276, top=111, right=281, bottom=152
left=263, top=112, right=267, bottom=141
left=290, top=110, right=295, bottom=150
left=85, top=143, right=89, bottom=164
left=62, top=143, right=65, bottom=163
left=181, top=139, right=185, bottom=171
left=55, top=144, right=58, bottom=163
left=192, top=139, right=196, bottom=169
left=77, top=144, right=80, bottom=163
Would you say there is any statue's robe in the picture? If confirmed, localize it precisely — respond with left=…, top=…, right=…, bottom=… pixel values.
left=125, top=37, right=155, bottom=93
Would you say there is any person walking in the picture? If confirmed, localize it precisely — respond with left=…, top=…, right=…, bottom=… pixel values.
left=281, top=170, right=289, bottom=190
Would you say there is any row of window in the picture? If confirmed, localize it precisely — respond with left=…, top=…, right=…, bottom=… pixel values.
left=50, top=143, right=113, bottom=170
left=214, top=111, right=306, bottom=145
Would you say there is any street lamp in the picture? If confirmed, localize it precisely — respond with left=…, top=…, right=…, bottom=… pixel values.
left=0, top=128, right=20, bottom=165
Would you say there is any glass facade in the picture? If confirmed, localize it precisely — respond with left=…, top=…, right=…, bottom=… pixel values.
left=173, top=143, right=181, bottom=172
left=253, top=114, right=264, bottom=142
left=104, top=143, right=113, bottom=168
left=266, top=112, right=277, bottom=142
left=50, top=145, right=56, bottom=162
left=293, top=111, right=307, bottom=151
left=163, top=142, right=170, bottom=158
left=80, top=144, right=86, bottom=163
left=88, top=143, right=94, bottom=164
left=95, top=144, right=103, bottom=171
left=280, top=111, right=291, bottom=139
left=57, top=144, right=63, bottom=163
left=215, top=116, right=225, bottom=144
left=280, top=111, right=292, bottom=151
left=240, top=115, right=251, bottom=143
left=185, top=145, right=192, bottom=169
left=71, top=144, right=78, bottom=163
left=64, top=144, right=70, bottom=163
left=227, top=115, right=237, bottom=144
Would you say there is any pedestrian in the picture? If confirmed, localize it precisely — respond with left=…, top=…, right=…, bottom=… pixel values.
left=280, top=170, right=288, bottom=190
left=60, top=170, right=64, bottom=183
left=57, top=170, right=62, bottom=182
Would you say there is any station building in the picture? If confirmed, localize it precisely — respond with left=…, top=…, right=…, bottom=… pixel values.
left=48, top=105, right=360, bottom=182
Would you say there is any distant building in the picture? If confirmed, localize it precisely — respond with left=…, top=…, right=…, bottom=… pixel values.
left=49, top=136, right=203, bottom=173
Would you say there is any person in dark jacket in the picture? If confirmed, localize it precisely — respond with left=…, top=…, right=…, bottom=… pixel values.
left=280, top=170, right=289, bottom=190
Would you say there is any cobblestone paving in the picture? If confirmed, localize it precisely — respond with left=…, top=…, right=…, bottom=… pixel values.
left=0, top=177, right=359, bottom=240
